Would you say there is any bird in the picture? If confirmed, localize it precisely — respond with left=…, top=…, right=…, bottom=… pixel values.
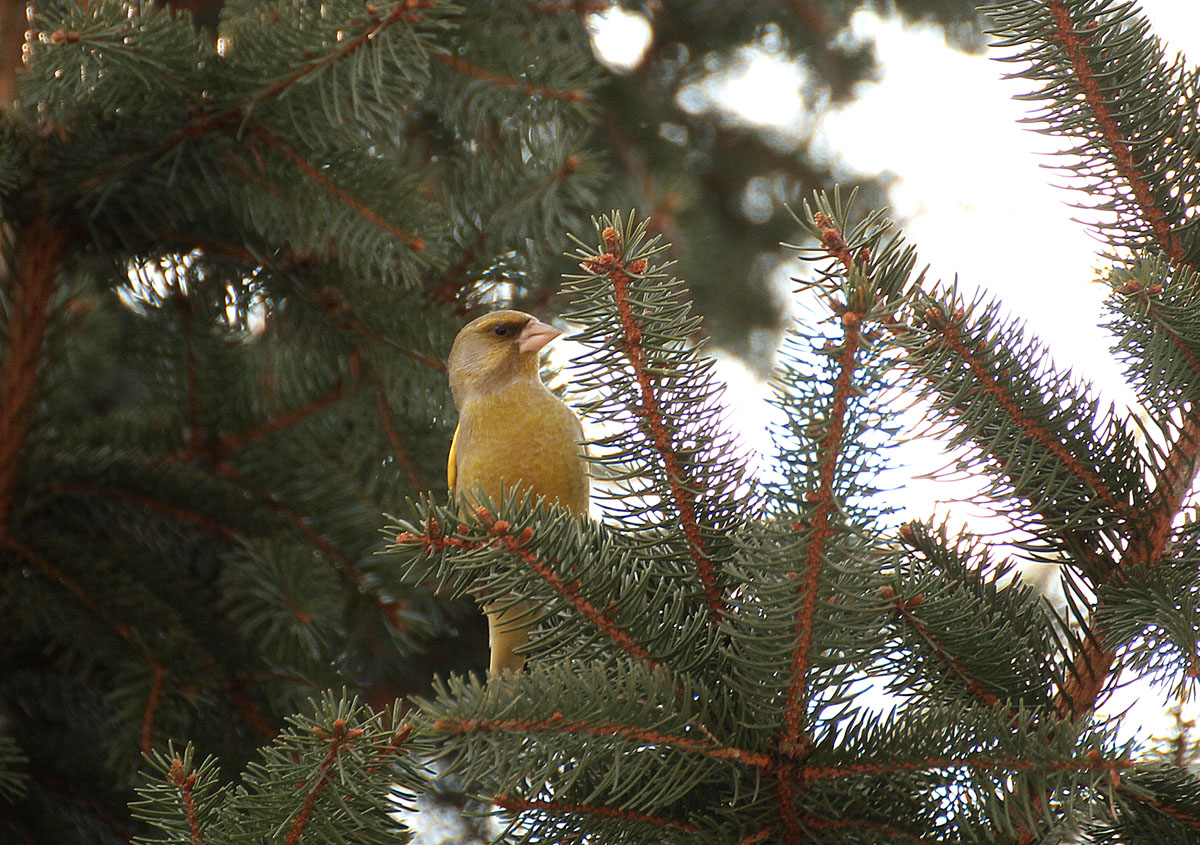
left=446, top=310, right=589, bottom=674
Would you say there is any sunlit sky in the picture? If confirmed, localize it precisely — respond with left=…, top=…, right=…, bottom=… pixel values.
left=588, top=2, right=1200, bottom=748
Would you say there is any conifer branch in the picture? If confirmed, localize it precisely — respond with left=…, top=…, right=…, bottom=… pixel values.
left=143, top=665, right=166, bottom=755
left=167, top=377, right=351, bottom=465
left=798, top=815, right=933, bottom=844
left=224, top=379, right=350, bottom=453
left=183, top=297, right=202, bottom=446
left=583, top=229, right=727, bottom=625
left=0, top=216, right=65, bottom=535
left=780, top=212, right=872, bottom=756
left=527, top=1, right=609, bottom=13
left=253, top=0, right=438, bottom=107
left=783, top=304, right=861, bottom=746
left=218, top=466, right=408, bottom=631
left=1117, top=786, right=1200, bottom=830
left=369, top=367, right=425, bottom=494
left=432, top=52, right=588, bottom=102
left=400, top=507, right=657, bottom=664
left=248, top=125, right=426, bottom=251
left=882, top=586, right=1001, bottom=709
left=167, top=756, right=205, bottom=845
left=283, top=718, right=365, bottom=845
left=436, top=153, right=583, bottom=304
left=492, top=794, right=699, bottom=833
left=924, top=308, right=1133, bottom=524
left=798, top=752, right=1132, bottom=781
left=4, top=536, right=168, bottom=751
left=433, top=712, right=771, bottom=768
left=1042, top=0, right=1184, bottom=263
left=311, top=289, right=447, bottom=372
left=43, top=484, right=246, bottom=544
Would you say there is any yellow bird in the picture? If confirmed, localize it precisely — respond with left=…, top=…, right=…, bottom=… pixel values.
left=446, top=310, right=589, bottom=674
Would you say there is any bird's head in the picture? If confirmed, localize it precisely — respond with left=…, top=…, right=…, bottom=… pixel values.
left=447, top=310, right=562, bottom=406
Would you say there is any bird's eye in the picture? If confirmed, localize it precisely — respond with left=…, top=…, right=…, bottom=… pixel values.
left=492, top=324, right=510, bottom=337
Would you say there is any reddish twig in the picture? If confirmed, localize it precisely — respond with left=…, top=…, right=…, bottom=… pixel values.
left=166, top=378, right=350, bottom=465
left=218, top=465, right=408, bottom=632
left=1038, top=0, right=1200, bottom=722
left=436, top=154, right=582, bottom=304
left=527, top=0, right=609, bottom=13
left=782, top=309, right=860, bottom=752
left=248, top=125, right=426, bottom=251
left=368, top=366, right=424, bottom=495
left=46, top=483, right=248, bottom=543
left=882, top=587, right=1001, bottom=709
left=493, top=794, right=698, bottom=832
left=143, top=665, right=166, bottom=754
left=256, top=1, right=437, bottom=105
left=5, top=536, right=167, bottom=752
left=1046, top=0, right=1184, bottom=263
left=928, top=316, right=1133, bottom=524
left=168, top=757, right=204, bottom=845
left=399, top=507, right=655, bottom=664
left=168, top=756, right=204, bottom=844
left=284, top=718, right=363, bottom=845
left=433, top=52, right=587, bottom=102
left=434, top=712, right=770, bottom=769
left=582, top=231, right=726, bottom=625
left=0, top=216, right=66, bottom=534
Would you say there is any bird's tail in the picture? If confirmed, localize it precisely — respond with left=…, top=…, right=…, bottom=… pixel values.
left=484, top=600, right=536, bottom=674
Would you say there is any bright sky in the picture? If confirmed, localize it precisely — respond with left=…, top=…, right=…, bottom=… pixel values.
left=591, top=2, right=1200, bottom=749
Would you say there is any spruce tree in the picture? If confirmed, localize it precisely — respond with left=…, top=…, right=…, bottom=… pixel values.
left=1, top=0, right=604, bottom=840
left=0, top=0, right=987, bottom=841
left=374, top=0, right=1195, bottom=840
left=9, top=0, right=1200, bottom=844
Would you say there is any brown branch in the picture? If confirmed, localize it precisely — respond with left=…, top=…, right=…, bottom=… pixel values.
left=782, top=309, right=860, bottom=751
left=167, top=756, right=205, bottom=845
left=218, top=465, right=408, bottom=631
left=493, top=794, right=698, bottom=833
left=368, top=366, right=424, bottom=495
left=1046, top=0, right=1184, bottom=263
left=166, top=377, right=351, bottom=465
left=310, top=289, right=447, bottom=371
left=798, top=815, right=935, bottom=844
left=284, top=718, right=363, bottom=845
left=142, top=665, right=166, bottom=754
left=433, top=52, right=588, bottom=102
left=433, top=712, right=770, bottom=769
left=0, top=0, right=26, bottom=108
left=0, top=216, right=66, bottom=535
left=582, top=229, right=726, bottom=625
left=797, top=751, right=1133, bottom=783
left=883, top=586, right=1000, bottom=709
left=1055, top=379, right=1200, bottom=721
left=435, top=154, right=582, bottom=305
left=931, top=316, right=1133, bottom=524
left=248, top=125, right=426, bottom=251
left=766, top=216, right=869, bottom=845
left=527, top=1, right=609, bottom=13
left=399, top=507, right=655, bottom=665
left=256, top=1, right=437, bottom=106
left=182, top=297, right=202, bottom=447
left=47, top=482, right=248, bottom=543
left=4, top=536, right=168, bottom=752
left=1117, top=784, right=1200, bottom=831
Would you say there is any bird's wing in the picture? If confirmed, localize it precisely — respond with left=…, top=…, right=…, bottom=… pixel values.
left=447, top=423, right=460, bottom=490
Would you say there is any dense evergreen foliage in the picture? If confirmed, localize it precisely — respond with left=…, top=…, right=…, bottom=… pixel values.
left=4, top=0, right=1199, bottom=843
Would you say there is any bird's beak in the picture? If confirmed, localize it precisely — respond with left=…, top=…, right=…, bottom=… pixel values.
left=517, top=319, right=561, bottom=355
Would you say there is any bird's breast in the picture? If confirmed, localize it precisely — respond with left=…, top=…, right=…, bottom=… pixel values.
left=453, top=384, right=589, bottom=515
